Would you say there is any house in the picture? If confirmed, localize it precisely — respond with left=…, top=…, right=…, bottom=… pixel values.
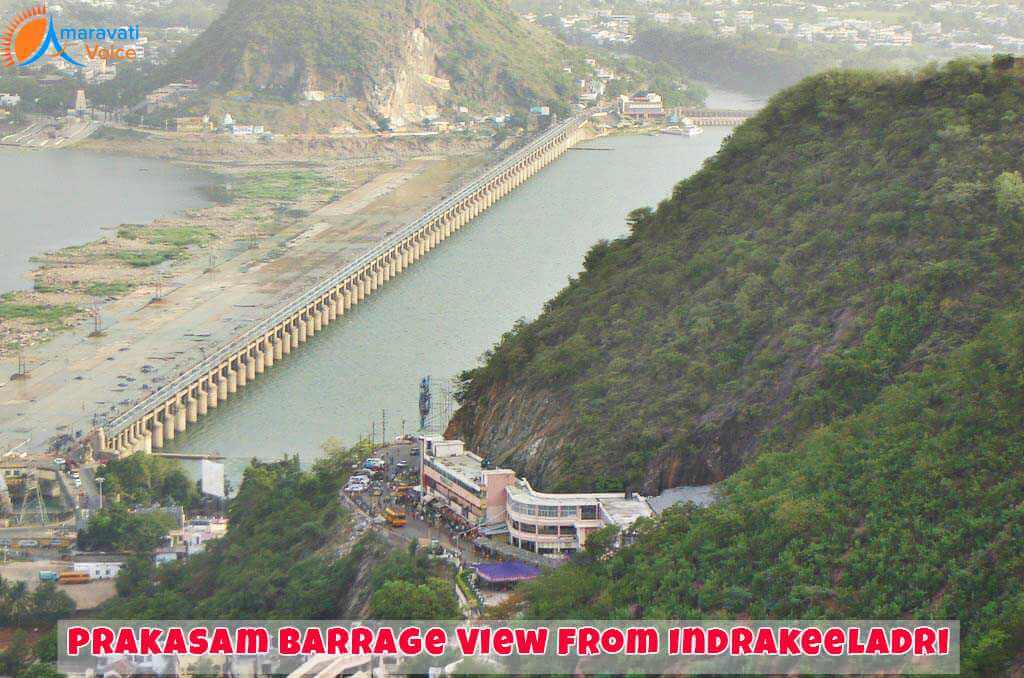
left=618, top=92, right=664, bottom=121
left=167, top=516, right=228, bottom=555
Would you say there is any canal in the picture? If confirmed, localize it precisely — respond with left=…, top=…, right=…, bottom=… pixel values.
left=167, top=125, right=746, bottom=479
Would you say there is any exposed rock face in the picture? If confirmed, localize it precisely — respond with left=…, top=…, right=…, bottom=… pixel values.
left=170, top=0, right=570, bottom=119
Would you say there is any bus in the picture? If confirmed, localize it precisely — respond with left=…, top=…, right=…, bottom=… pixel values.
left=58, top=571, right=90, bottom=585
left=383, top=508, right=407, bottom=527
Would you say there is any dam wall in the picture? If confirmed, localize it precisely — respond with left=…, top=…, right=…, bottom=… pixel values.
left=93, top=113, right=595, bottom=455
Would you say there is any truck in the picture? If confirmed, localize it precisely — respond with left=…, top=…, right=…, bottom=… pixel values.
left=38, top=570, right=59, bottom=582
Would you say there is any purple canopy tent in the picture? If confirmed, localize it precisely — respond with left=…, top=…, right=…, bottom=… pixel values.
left=471, top=561, right=541, bottom=584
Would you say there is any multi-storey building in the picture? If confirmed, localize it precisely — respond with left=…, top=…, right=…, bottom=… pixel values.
left=419, top=436, right=654, bottom=556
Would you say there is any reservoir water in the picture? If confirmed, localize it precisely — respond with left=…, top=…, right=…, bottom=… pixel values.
left=167, top=127, right=743, bottom=479
left=0, top=149, right=214, bottom=292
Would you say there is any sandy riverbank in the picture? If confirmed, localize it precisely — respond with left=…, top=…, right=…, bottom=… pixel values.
left=0, top=125, right=494, bottom=453
left=0, top=127, right=494, bottom=362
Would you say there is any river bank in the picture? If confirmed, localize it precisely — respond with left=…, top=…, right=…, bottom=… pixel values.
left=166, top=128, right=738, bottom=480
left=0, top=132, right=495, bottom=453
left=0, top=127, right=494, bottom=362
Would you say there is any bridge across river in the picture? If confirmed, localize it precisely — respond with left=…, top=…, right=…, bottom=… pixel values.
left=669, top=107, right=758, bottom=126
left=91, top=113, right=596, bottom=456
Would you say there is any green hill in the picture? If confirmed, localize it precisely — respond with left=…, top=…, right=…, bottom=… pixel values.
left=168, top=0, right=576, bottom=116
left=524, top=312, right=1023, bottom=671
left=451, top=58, right=1024, bottom=494
left=450, top=56, right=1024, bottom=670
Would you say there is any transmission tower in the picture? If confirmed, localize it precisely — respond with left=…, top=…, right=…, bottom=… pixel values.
left=17, top=469, right=49, bottom=525
left=419, top=377, right=456, bottom=433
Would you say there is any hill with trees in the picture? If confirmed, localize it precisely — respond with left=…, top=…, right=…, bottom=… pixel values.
left=99, top=443, right=459, bottom=620
left=449, top=56, right=1024, bottom=671
left=168, top=0, right=577, bottom=119
left=451, top=57, right=1024, bottom=494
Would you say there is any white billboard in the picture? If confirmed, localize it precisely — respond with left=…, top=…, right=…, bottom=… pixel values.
left=199, top=460, right=225, bottom=498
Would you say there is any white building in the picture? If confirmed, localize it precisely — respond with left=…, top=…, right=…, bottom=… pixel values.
left=420, top=437, right=654, bottom=557
left=618, top=92, right=665, bottom=121
left=73, top=557, right=123, bottom=579
left=506, top=480, right=653, bottom=556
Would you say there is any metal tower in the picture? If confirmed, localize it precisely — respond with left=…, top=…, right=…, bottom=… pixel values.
left=17, top=469, right=49, bottom=525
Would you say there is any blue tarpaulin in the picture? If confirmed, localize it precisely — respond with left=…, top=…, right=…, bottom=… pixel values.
left=472, top=561, right=541, bottom=583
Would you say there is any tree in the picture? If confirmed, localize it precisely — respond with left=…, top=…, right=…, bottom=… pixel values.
left=116, top=555, right=157, bottom=598
left=0, top=630, right=30, bottom=676
left=369, top=579, right=460, bottom=620
left=77, top=504, right=174, bottom=553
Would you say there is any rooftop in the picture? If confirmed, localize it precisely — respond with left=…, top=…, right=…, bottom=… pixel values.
left=426, top=452, right=487, bottom=491
left=598, top=495, right=654, bottom=527
left=647, top=485, right=717, bottom=514
left=507, top=478, right=631, bottom=507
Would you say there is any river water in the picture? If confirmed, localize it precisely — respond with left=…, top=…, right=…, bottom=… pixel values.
left=166, top=126, right=748, bottom=479
left=0, top=149, right=214, bottom=292
left=0, top=90, right=768, bottom=481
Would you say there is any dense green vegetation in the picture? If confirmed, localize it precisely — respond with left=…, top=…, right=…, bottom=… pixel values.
left=0, top=579, right=73, bottom=677
left=368, top=544, right=462, bottom=620
left=231, top=170, right=329, bottom=202
left=524, top=312, right=1024, bottom=671
left=454, top=58, right=1024, bottom=493
left=0, top=294, right=79, bottom=329
left=114, top=249, right=180, bottom=268
left=447, top=57, right=1024, bottom=671
left=77, top=504, right=179, bottom=553
left=101, top=443, right=458, bottom=620
left=97, top=452, right=200, bottom=507
left=117, top=224, right=215, bottom=248
left=83, top=281, right=136, bottom=298
left=0, top=578, right=75, bottom=629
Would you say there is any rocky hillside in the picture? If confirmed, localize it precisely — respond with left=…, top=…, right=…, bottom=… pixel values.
left=449, top=57, right=1024, bottom=494
left=169, top=0, right=575, bottom=120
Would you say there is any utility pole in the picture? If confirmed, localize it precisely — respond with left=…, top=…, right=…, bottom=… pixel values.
left=89, top=299, right=103, bottom=337
left=12, top=344, right=28, bottom=380
left=381, top=409, right=387, bottom=446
